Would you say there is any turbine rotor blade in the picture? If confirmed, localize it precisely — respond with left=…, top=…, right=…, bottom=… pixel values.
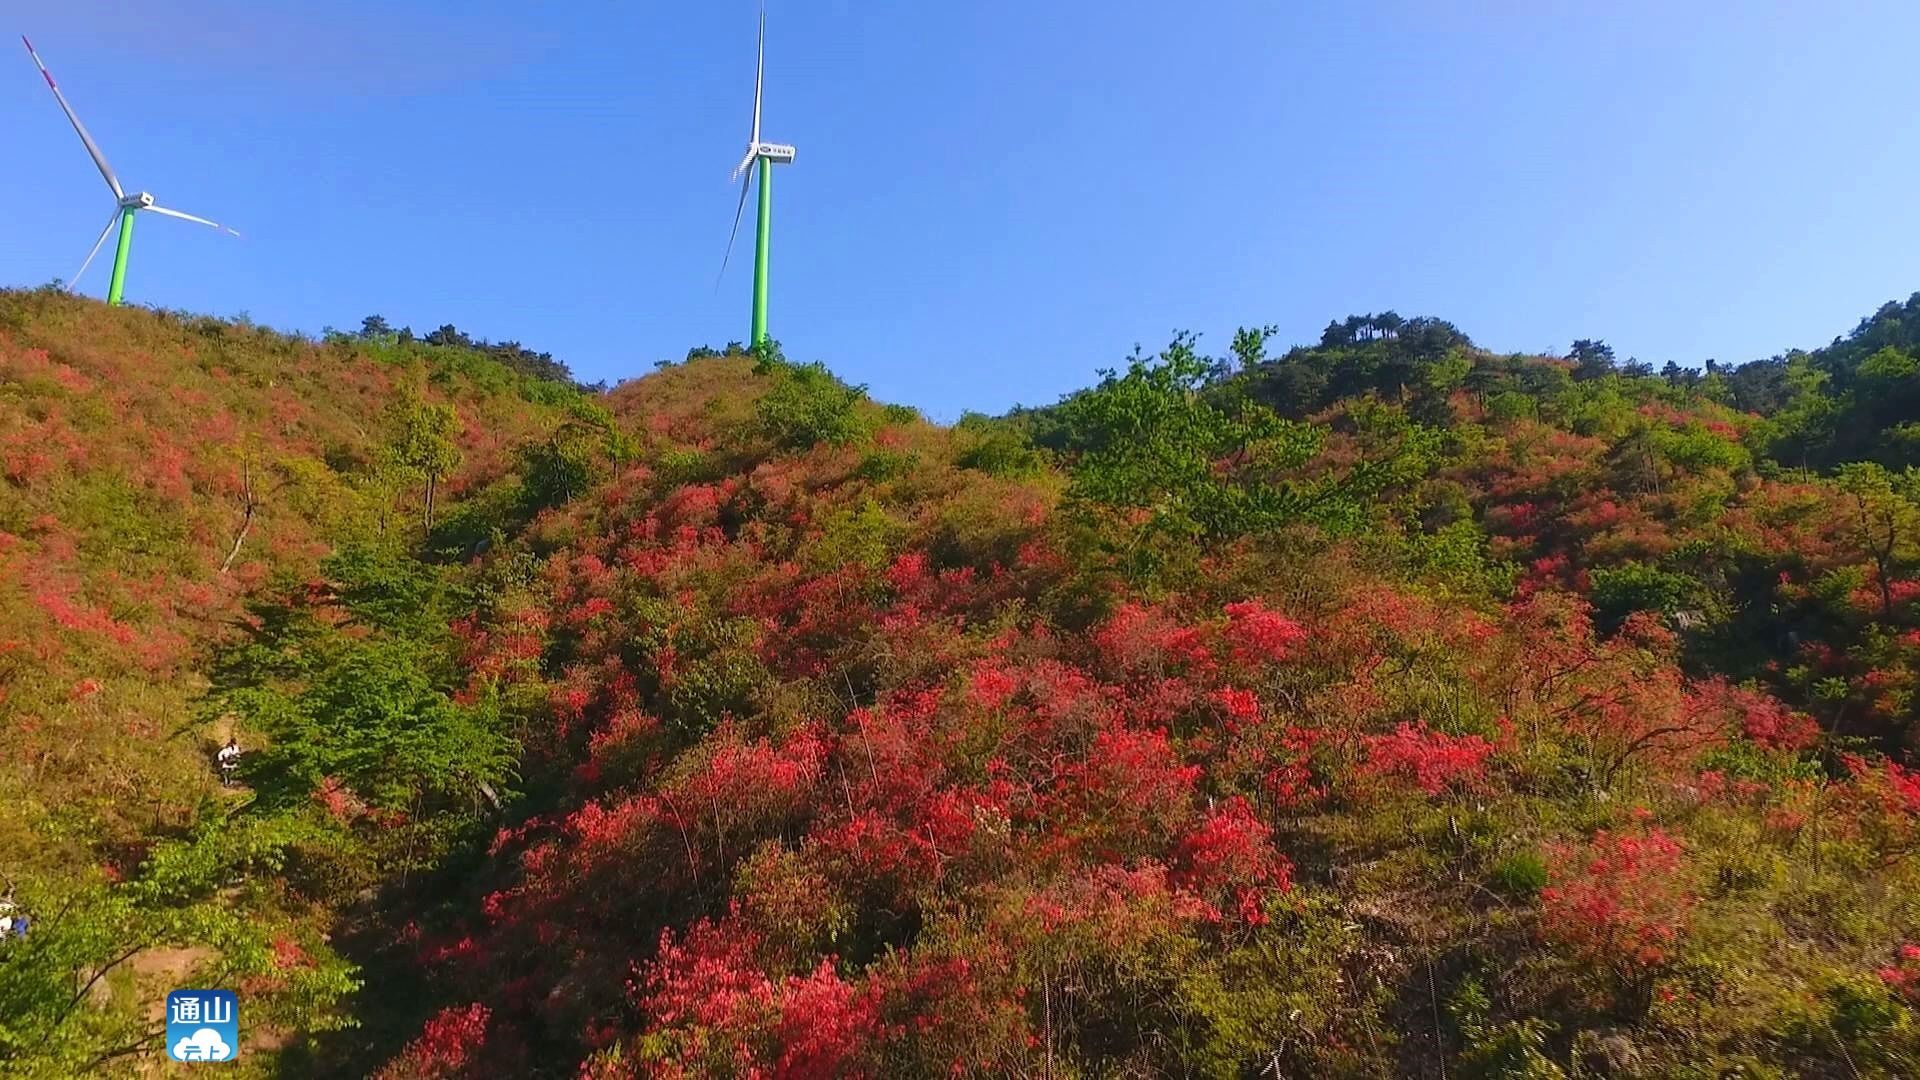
left=21, top=37, right=124, bottom=200
left=71, top=207, right=122, bottom=291
left=717, top=159, right=756, bottom=288
left=751, top=1, right=765, bottom=148
left=731, top=145, right=757, bottom=183
left=145, top=204, right=241, bottom=236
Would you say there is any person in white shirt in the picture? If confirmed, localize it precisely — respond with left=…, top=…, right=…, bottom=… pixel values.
left=0, top=885, right=23, bottom=939
left=216, top=738, right=241, bottom=787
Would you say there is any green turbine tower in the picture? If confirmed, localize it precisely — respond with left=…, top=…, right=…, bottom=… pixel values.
left=719, top=3, right=796, bottom=349
left=24, top=37, right=239, bottom=306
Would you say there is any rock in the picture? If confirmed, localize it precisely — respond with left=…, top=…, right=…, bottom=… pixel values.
left=1575, top=1028, right=1643, bottom=1076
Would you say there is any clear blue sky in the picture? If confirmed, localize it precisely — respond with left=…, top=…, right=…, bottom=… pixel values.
left=8, top=2, right=1919, bottom=417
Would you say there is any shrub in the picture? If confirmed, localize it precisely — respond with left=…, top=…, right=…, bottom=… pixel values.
left=1492, top=850, right=1550, bottom=897
left=756, top=361, right=871, bottom=449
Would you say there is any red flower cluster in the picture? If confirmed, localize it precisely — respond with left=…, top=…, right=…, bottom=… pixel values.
left=1541, top=828, right=1692, bottom=970
left=1222, top=599, right=1307, bottom=665
left=378, top=1003, right=491, bottom=1080
left=1357, top=723, right=1494, bottom=796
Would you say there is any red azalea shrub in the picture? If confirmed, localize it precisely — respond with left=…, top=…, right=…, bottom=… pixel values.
left=1837, top=753, right=1920, bottom=863
left=379, top=1003, right=492, bottom=1079
left=636, top=917, right=883, bottom=1079
left=1170, top=796, right=1293, bottom=924
left=1093, top=602, right=1212, bottom=678
left=1356, top=723, right=1495, bottom=796
left=1541, top=828, right=1693, bottom=977
left=1877, top=943, right=1920, bottom=1004
left=1211, top=686, right=1261, bottom=729
left=1221, top=599, right=1307, bottom=665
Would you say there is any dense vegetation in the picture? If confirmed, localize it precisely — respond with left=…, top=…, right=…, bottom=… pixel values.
left=13, top=288, right=1920, bottom=1076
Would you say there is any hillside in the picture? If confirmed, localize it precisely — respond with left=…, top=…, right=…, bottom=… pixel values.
left=12, top=292, right=1920, bottom=1076
left=0, top=289, right=598, bottom=1076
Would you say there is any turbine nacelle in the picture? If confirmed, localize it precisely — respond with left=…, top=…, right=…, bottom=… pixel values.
left=755, top=142, right=796, bottom=165
left=120, top=192, right=156, bottom=210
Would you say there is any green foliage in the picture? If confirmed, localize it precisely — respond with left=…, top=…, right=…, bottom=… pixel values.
left=1448, top=976, right=1565, bottom=1079
left=854, top=447, right=916, bottom=483
left=755, top=358, right=872, bottom=449
left=232, top=637, right=513, bottom=812
left=1056, top=335, right=1329, bottom=543
left=1491, top=851, right=1550, bottom=897
left=325, top=543, right=453, bottom=635
left=520, top=398, right=633, bottom=513
left=382, top=394, right=464, bottom=531
left=660, top=619, right=773, bottom=738
left=1590, top=561, right=1705, bottom=625
left=0, top=816, right=360, bottom=1075
left=811, top=500, right=907, bottom=571
left=1859, top=346, right=1920, bottom=383
left=1230, top=324, right=1278, bottom=370
left=1407, top=519, right=1519, bottom=598
left=953, top=415, right=1047, bottom=478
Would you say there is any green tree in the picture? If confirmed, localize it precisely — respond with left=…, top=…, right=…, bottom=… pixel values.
left=385, top=397, right=464, bottom=533
left=1230, top=324, right=1279, bottom=371
left=521, top=398, right=632, bottom=512
left=1834, top=462, right=1920, bottom=618
left=1049, top=333, right=1441, bottom=586
left=1569, top=339, right=1617, bottom=381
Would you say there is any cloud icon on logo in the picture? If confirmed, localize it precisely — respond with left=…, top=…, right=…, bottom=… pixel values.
left=171, top=1027, right=233, bottom=1061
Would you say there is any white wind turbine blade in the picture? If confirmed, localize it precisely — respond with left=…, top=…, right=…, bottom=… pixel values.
left=751, top=1, right=765, bottom=149
left=717, top=157, right=756, bottom=286
left=719, top=1, right=768, bottom=283
left=730, top=4, right=767, bottom=182
left=70, top=208, right=122, bottom=290
left=21, top=37, right=124, bottom=200
left=145, top=204, right=241, bottom=236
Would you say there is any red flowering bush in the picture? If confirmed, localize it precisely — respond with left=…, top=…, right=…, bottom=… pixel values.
left=1878, top=943, right=1920, bottom=1004
left=1541, top=828, right=1693, bottom=982
left=1221, top=599, right=1307, bottom=666
left=378, top=1003, right=492, bottom=1079
left=1171, top=796, right=1293, bottom=924
left=1356, top=723, right=1494, bottom=796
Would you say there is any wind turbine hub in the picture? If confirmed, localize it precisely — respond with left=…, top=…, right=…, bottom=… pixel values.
left=120, top=192, right=155, bottom=209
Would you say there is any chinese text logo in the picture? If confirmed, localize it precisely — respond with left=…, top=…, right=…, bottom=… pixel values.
left=166, top=989, right=237, bottom=1063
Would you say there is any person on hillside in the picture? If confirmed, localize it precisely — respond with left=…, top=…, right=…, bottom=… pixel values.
left=216, top=737, right=241, bottom=788
left=0, top=885, right=25, bottom=940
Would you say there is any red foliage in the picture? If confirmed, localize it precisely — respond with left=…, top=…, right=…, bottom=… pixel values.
left=1092, top=603, right=1213, bottom=678
left=1541, top=828, right=1692, bottom=971
left=379, top=1003, right=492, bottom=1080
left=1357, top=723, right=1494, bottom=796
left=1171, top=796, right=1292, bottom=924
left=1211, top=686, right=1261, bottom=729
left=1221, top=599, right=1307, bottom=665
left=1877, top=943, right=1920, bottom=1004
left=637, top=916, right=882, bottom=1078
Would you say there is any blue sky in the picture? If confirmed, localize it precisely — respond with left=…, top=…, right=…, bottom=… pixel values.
left=7, top=2, right=1920, bottom=417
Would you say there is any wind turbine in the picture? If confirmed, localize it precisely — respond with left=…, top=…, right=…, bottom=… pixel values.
left=22, top=37, right=239, bottom=307
left=719, top=2, right=796, bottom=350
